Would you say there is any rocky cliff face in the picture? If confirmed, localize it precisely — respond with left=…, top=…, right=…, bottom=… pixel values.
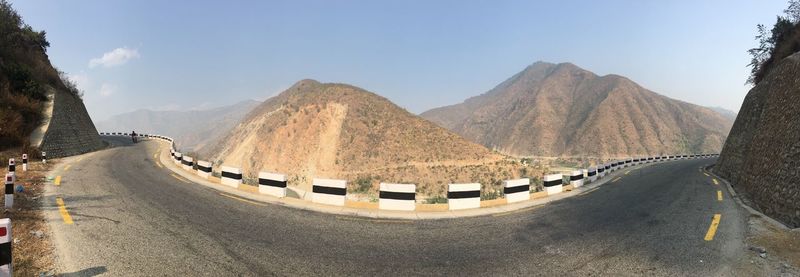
left=38, top=87, right=104, bottom=158
left=422, top=62, right=734, bottom=158
left=715, top=52, right=800, bottom=228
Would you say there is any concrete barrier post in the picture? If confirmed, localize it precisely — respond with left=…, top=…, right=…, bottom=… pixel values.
left=181, top=156, right=194, bottom=171
left=6, top=159, right=13, bottom=179
left=3, top=174, right=12, bottom=209
left=0, top=218, right=11, bottom=276
left=597, top=165, right=606, bottom=178
left=604, top=163, right=611, bottom=175
left=568, top=170, right=584, bottom=188
left=312, top=178, right=346, bottom=206
left=379, top=183, right=416, bottom=211
left=447, top=183, right=481, bottom=210
left=257, top=172, right=287, bottom=198
left=196, top=160, right=212, bottom=179
left=173, top=152, right=182, bottom=165
left=220, top=166, right=242, bottom=188
left=21, top=154, right=27, bottom=172
left=543, top=174, right=563, bottom=195
left=588, top=167, right=597, bottom=182
left=503, top=178, right=530, bottom=203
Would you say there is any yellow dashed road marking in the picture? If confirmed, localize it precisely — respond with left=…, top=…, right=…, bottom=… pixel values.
left=712, top=178, right=719, bottom=185
left=170, top=174, right=190, bottom=184
left=54, top=176, right=61, bottom=186
left=717, top=190, right=723, bottom=201
left=335, top=216, right=413, bottom=224
left=56, top=197, right=74, bottom=224
left=219, top=192, right=268, bottom=206
left=624, top=170, right=632, bottom=175
left=611, top=177, right=621, bottom=183
left=704, top=214, right=721, bottom=241
left=703, top=172, right=710, bottom=177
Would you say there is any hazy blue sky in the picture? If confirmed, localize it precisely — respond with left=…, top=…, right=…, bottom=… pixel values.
left=10, top=0, right=789, bottom=120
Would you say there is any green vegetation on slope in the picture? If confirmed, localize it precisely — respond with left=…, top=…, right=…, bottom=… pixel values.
left=0, top=0, right=81, bottom=150
left=747, top=0, right=800, bottom=85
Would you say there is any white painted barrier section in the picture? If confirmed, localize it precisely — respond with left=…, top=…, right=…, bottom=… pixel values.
left=588, top=167, right=597, bottom=182
left=196, top=160, right=212, bottom=179
left=568, top=170, right=584, bottom=188
left=543, top=174, right=563, bottom=195
left=448, top=183, right=481, bottom=210
left=220, top=165, right=242, bottom=188
left=503, top=178, right=530, bottom=203
left=379, top=183, right=416, bottom=211
left=174, top=152, right=182, bottom=165
left=0, top=218, right=10, bottom=276
left=312, top=178, right=347, bottom=206
left=598, top=164, right=606, bottom=178
left=181, top=156, right=194, bottom=171
left=21, top=154, right=27, bottom=172
left=258, top=172, right=287, bottom=198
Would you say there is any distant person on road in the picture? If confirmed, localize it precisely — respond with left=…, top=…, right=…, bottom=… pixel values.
left=131, top=131, right=137, bottom=143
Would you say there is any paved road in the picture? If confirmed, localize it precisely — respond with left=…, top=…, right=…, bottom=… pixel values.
left=44, top=137, right=747, bottom=276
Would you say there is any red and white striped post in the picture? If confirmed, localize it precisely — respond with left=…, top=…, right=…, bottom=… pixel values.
left=3, top=174, right=12, bottom=209
left=21, top=154, right=27, bottom=172
left=5, top=159, right=13, bottom=181
left=0, top=218, right=11, bottom=276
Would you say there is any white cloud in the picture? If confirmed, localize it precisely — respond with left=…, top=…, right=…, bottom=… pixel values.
left=99, top=83, right=116, bottom=97
left=89, top=47, right=140, bottom=68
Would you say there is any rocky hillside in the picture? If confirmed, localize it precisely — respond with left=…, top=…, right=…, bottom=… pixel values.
left=0, top=1, right=102, bottom=158
left=97, top=99, right=260, bottom=151
left=202, top=80, right=540, bottom=196
left=715, top=52, right=800, bottom=228
left=421, top=62, right=734, bottom=158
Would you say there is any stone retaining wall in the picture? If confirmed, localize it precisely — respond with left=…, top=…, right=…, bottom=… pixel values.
left=39, top=88, right=104, bottom=158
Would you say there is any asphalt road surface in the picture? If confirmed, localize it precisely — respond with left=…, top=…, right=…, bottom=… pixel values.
left=44, top=137, right=746, bottom=276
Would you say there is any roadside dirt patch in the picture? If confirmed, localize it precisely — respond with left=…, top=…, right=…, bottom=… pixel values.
left=0, top=153, right=56, bottom=276
left=729, top=214, right=800, bottom=276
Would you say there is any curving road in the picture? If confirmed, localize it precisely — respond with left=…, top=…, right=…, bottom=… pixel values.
left=43, top=137, right=747, bottom=276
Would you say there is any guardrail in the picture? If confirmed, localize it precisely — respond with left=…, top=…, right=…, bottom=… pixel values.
left=98, top=132, right=720, bottom=212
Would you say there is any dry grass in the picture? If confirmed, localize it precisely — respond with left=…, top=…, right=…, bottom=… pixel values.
left=0, top=148, right=55, bottom=276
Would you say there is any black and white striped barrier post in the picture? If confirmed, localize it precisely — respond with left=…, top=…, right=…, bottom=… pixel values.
left=448, top=183, right=480, bottom=210
left=220, top=166, right=242, bottom=188
left=41, top=151, right=46, bottom=164
left=603, top=163, right=611, bottom=175
left=21, top=154, right=27, bottom=172
left=0, top=218, right=11, bottom=275
left=379, top=183, right=416, bottom=211
left=258, top=172, right=287, bottom=198
left=196, top=160, right=212, bottom=179
left=6, top=159, right=14, bottom=180
left=173, top=152, right=182, bottom=165
left=181, top=156, right=194, bottom=171
left=626, top=158, right=632, bottom=167
left=4, top=174, right=13, bottom=208
left=568, top=170, right=584, bottom=188
left=312, top=178, right=346, bottom=206
left=588, top=167, right=597, bottom=182
left=543, top=174, right=563, bottom=195
left=503, top=178, right=530, bottom=203
left=597, top=164, right=606, bottom=178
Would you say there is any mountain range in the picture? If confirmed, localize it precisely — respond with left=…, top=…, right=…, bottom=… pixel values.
left=421, top=62, right=734, bottom=158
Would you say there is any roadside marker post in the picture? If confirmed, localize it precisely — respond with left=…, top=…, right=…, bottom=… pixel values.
left=41, top=151, right=46, bottom=164
left=3, top=174, right=12, bottom=209
left=0, top=218, right=11, bottom=276
left=21, top=154, right=27, bottom=172
left=5, top=160, right=13, bottom=179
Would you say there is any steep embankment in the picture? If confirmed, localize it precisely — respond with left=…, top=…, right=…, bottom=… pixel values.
left=202, top=80, right=539, bottom=196
left=421, top=62, right=734, bottom=158
left=715, top=52, right=800, bottom=228
left=0, top=3, right=102, bottom=157
left=96, top=99, right=260, bottom=151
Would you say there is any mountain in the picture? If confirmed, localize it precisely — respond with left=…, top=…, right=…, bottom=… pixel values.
left=421, top=62, right=735, bottom=158
left=710, top=106, right=738, bottom=121
left=716, top=52, right=800, bottom=228
left=96, top=99, right=261, bottom=151
left=201, top=79, right=534, bottom=195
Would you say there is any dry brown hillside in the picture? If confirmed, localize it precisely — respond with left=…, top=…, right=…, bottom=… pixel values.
left=200, top=80, right=541, bottom=197
left=421, top=62, right=734, bottom=158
